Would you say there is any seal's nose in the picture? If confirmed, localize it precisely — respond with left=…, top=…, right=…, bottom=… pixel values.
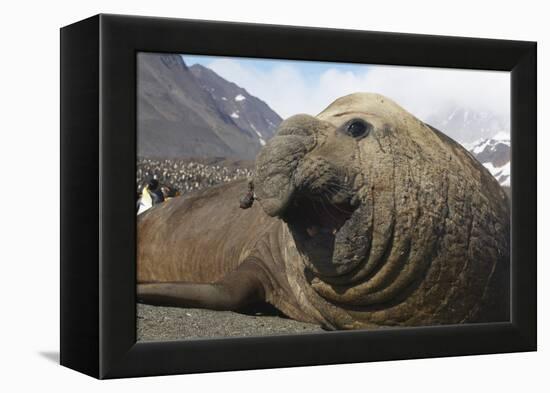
left=253, top=114, right=323, bottom=217
left=254, top=136, right=306, bottom=216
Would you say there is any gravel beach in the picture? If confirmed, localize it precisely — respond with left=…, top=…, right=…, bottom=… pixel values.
left=137, top=303, right=323, bottom=341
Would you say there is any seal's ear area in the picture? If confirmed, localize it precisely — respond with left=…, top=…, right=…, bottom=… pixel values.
left=339, top=118, right=373, bottom=140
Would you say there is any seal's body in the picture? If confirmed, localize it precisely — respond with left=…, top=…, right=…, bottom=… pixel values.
left=137, top=93, right=510, bottom=329
left=138, top=180, right=316, bottom=323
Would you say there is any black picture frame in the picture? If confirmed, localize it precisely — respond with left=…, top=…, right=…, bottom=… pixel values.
left=60, top=14, right=537, bottom=379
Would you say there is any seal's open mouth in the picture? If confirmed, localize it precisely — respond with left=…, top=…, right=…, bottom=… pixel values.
left=278, top=190, right=356, bottom=276
left=282, top=193, right=352, bottom=238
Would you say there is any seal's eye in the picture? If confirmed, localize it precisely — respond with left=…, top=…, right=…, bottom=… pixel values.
left=345, top=119, right=371, bottom=139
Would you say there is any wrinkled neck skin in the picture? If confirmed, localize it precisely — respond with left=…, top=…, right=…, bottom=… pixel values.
left=254, top=93, right=510, bottom=329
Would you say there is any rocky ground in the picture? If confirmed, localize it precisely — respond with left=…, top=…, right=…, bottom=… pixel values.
left=137, top=303, right=323, bottom=341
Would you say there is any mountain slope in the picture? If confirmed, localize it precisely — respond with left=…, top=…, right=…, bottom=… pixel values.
left=424, top=104, right=510, bottom=189
left=467, top=132, right=511, bottom=187
left=137, top=53, right=282, bottom=160
left=190, top=64, right=281, bottom=147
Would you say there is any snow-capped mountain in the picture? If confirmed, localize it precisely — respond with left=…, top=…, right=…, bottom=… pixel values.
left=466, top=132, right=510, bottom=188
left=425, top=105, right=509, bottom=145
left=424, top=104, right=510, bottom=189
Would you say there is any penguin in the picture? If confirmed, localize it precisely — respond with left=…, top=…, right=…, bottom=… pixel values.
left=137, top=179, right=165, bottom=215
left=146, top=178, right=165, bottom=205
left=137, top=184, right=153, bottom=215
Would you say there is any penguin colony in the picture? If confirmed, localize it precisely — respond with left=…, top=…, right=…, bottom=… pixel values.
left=136, top=158, right=253, bottom=213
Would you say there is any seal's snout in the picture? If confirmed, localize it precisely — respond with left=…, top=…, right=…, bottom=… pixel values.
left=254, top=114, right=322, bottom=217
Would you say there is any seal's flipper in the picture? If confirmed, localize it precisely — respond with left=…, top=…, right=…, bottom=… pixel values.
left=137, top=260, right=267, bottom=311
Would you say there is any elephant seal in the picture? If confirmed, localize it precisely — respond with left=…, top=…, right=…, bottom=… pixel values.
left=137, top=93, right=510, bottom=329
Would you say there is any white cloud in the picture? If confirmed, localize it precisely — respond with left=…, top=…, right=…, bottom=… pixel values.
left=207, top=59, right=309, bottom=118
left=355, top=65, right=510, bottom=122
left=206, top=58, right=510, bottom=127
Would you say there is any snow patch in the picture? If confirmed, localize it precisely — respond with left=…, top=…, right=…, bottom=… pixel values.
left=466, top=135, right=511, bottom=187
left=235, top=94, right=246, bottom=102
left=466, top=131, right=510, bottom=153
left=253, top=127, right=262, bottom=138
left=251, top=123, right=266, bottom=145
left=469, top=132, right=510, bottom=148
left=473, top=139, right=492, bottom=154
left=221, top=97, right=227, bottom=101
left=491, top=131, right=510, bottom=142
left=482, top=161, right=510, bottom=187
left=230, top=111, right=240, bottom=119
left=499, top=175, right=511, bottom=187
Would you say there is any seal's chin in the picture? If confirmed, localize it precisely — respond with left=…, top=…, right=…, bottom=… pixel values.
left=277, top=190, right=358, bottom=277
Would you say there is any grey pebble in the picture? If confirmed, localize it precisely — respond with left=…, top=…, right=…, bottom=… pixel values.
left=137, top=303, right=323, bottom=341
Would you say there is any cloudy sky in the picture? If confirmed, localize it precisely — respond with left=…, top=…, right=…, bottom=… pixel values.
left=183, top=54, right=510, bottom=124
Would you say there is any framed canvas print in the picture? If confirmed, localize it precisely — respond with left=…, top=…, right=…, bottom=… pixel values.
left=60, top=14, right=537, bottom=379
